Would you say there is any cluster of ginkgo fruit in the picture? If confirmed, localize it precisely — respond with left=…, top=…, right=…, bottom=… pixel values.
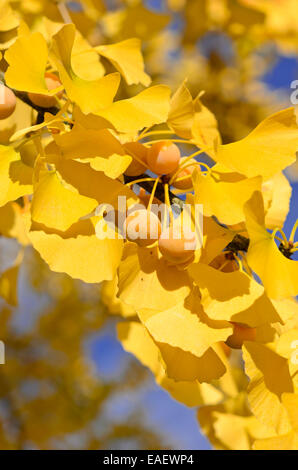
left=123, top=141, right=198, bottom=265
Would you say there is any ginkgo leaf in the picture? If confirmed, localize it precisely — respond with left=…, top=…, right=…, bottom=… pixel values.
left=0, top=0, right=19, bottom=33
left=0, top=1, right=19, bottom=50
left=29, top=217, right=123, bottom=283
left=254, top=393, right=298, bottom=450
left=213, top=413, right=263, bottom=450
left=118, top=243, right=191, bottom=312
left=72, top=31, right=105, bottom=80
left=0, top=202, right=30, bottom=245
left=254, top=430, right=298, bottom=450
left=276, top=329, right=298, bottom=362
left=137, top=299, right=232, bottom=358
left=97, top=85, right=171, bottom=133
left=158, top=342, right=226, bottom=383
left=101, top=275, right=136, bottom=318
left=193, top=165, right=262, bottom=225
left=31, top=168, right=98, bottom=231
left=10, top=107, right=67, bottom=142
left=282, top=393, right=298, bottom=433
left=117, top=320, right=223, bottom=406
left=192, top=95, right=221, bottom=158
left=0, top=98, right=32, bottom=144
left=243, top=341, right=293, bottom=434
left=217, top=108, right=298, bottom=180
left=244, top=191, right=298, bottom=299
left=53, top=158, right=137, bottom=207
left=275, top=329, right=298, bottom=377
left=52, top=123, right=132, bottom=178
left=5, top=30, right=50, bottom=94
left=167, top=81, right=194, bottom=139
left=95, top=38, right=151, bottom=86
left=272, top=298, right=298, bottom=326
left=0, top=145, right=32, bottom=207
left=198, top=214, right=234, bottom=265
left=51, top=24, right=120, bottom=114
left=189, top=263, right=282, bottom=327
left=42, top=17, right=105, bottom=80
left=262, top=172, right=292, bottom=229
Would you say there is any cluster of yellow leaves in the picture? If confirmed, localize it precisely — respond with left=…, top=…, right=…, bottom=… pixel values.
left=0, top=0, right=298, bottom=451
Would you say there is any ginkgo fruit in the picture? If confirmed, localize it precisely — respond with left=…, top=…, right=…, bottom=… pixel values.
left=158, top=226, right=196, bottom=264
left=0, top=84, right=16, bottom=120
left=225, top=322, right=257, bottom=349
left=171, top=157, right=198, bottom=190
left=28, top=73, right=63, bottom=108
left=123, top=209, right=161, bottom=246
left=146, top=141, right=180, bottom=175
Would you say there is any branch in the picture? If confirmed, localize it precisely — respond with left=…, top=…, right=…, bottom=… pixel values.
left=10, top=89, right=59, bottom=116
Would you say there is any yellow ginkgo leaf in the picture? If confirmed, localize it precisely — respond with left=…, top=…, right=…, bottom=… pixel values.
left=97, top=85, right=171, bottom=133
left=254, top=393, right=298, bottom=450
left=158, top=342, right=226, bottom=383
left=213, top=413, right=263, bottom=450
left=254, top=429, right=298, bottom=450
left=244, top=191, right=298, bottom=299
left=0, top=0, right=19, bottom=50
left=193, top=165, right=262, bottom=225
left=51, top=24, right=120, bottom=114
left=0, top=98, right=32, bottom=144
left=29, top=217, right=123, bottom=284
left=52, top=123, right=132, bottom=178
left=5, top=30, right=50, bottom=94
left=0, top=202, right=30, bottom=246
left=192, top=95, right=221, bottom=158
left=0, top=145, right=32, bottom=207
left=117, top=320, right=223, bottom=406
left=198, top=214, right=234, bottom=265
left=118, top=243, right=191, bottom=312
left=167, top=81, right=195, bottom=139
left=262, top=172, right=292, bottom=229
left=138, top=299, right=232, bottom=358
left=41, top=17, right=105, bottom=80
left=31, top=168, right=98, bottom=231
left=243, top=341, right=293, bottom=434
left=71, top=31, right=105, bottom=80
left=0, top=0, right=19, bottom=33
left=117, top=320, right=162, bottom=378
left=282, top=393, right=298, bottom=432
left=272, top=298, right=298, bottom=327
left=217, top=108, right=298, bottom=180
left=101, top=275, right=136, bottom=318
left=96, top=38, right=151, bottom=86
left=189, top=263, right=282, bottom=327
left=54, top=158, right=137, bottom=208
left=275, top=329, right=298, bottom=377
